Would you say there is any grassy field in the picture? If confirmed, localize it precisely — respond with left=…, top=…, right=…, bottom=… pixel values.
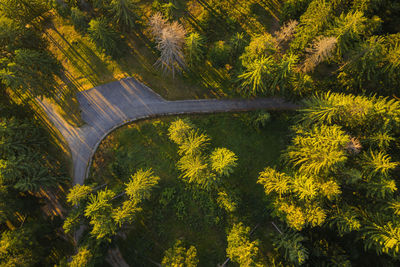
left=89, top=111, right=292, bottom=265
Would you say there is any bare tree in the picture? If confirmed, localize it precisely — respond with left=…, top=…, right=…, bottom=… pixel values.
left=149, top=12, right=167, bottom=37
left=149, top=13, right=186, bottom=77
left=274, top=20, right=298, bottom=45
left=302, top=36, right=337, bottom=73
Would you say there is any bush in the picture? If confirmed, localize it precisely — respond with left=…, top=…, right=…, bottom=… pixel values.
left=252, top=111, right=271, bottom=130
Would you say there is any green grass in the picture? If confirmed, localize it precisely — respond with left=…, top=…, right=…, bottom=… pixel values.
left=89, top=112, right=292, bottom=266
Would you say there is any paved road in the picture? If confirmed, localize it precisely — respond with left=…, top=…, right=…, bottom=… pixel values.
left=39, top=77, right=299, bottom=185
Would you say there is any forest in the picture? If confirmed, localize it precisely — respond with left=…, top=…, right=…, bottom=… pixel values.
left=0, top=0, right=400, bottom=266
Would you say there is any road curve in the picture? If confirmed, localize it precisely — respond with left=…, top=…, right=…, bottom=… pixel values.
left=39, top=77, right=299, bottom=185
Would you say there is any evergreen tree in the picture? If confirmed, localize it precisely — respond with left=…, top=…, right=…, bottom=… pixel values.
left=161, top=240, right=199, bottom=267
left=109, top=0, right=137, bottom=31
left=71, top=7, right=88, bottom=33
left=88, top=18, right=123, bottom=58
left=209, top=148, right=238, bottom=176
left=0, top=49, right=62, bottom=98
left=273, top=229, right=309, bottom=265
left=67, top=184, right=93, bottom=206
left=185, top=32, right=205, bottom=67
left=69, top=247, right=93, bottom=267
left=125, top=169, right=160, bottom=202
left=226, top=222, right=262, bottom=266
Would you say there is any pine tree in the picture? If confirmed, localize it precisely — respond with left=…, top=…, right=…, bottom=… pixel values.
left=177, top=130, right=210, bottom=156
left=0, top=49, right=62, bottom=98
left=329, top=11, right=367, bottom=56
left=67, top=184, right=93, bottom=206
left=88, top=18, right=122, bottom=58
left=109, top=0, right=137, bottom=31
left=238, top=56, right=275, bottom=95
left=209, top=148, right=238, bottom=176
left=185, top=32, right=205, bottom=67
left=274, top=229, right=309, bottom=265
left=112, top=200, right=141, bottom=227
left=168, top=119, right=193, bottom=145
left=161, top=240, right=199, bottom=267
left=226, top=222, right=262, bottom=266
left=286, top=124, right=349, bottom=175
left=71, top=7, right=88, bottom=33
left=84, top=188, right=117, bottom=240
left=302, top=36, right=337, bottom=73
left=125, top=169, right=160, bottom=202
left=258, top=167, right=291, bottom=197
left=69, top=247, right=93, bottom=267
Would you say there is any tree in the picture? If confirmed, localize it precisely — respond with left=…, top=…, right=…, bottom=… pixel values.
left=301, top=36, right=337, bottom=73
left=365, top=221, right=400, bottom=257
left=125, top=169, right=160, bottom=202
left=161, top=240, right=199, bottom=267
left=238, top=56, right=275, bottom=95
left=258, top=167, right=291, bottom=197
left=88, top=18, right=122, bottom=58
left=67, top=184, right=93, bottom=206
left=286, top=124, right=349, bottom=175
left=290, top=0, right=333, bottom=53
left=177, top=130, right=210, bottom=156
left=338, top=35, right=400, bottom=94
left=69, top=247, right=93, bottom=267
left=274, top=20, right=298, bottom=46
left=209, top=148, right=237, bottom=176
left=240, top=33, right=277, bottom=68
left=168, top=119, right=193, bottom=145
left=0, top=49, right=62, bottom=98
left=149, top=13, right=186, bottom=77
left=148, top=12, right=167, bottom=38
left=362, top=150, right=398, bottom=177
left=71, top=7, right=88, bottom=33
left=177, top=154, right=210, bottom=188
left=0, top=0, right=49, bottom=25
left=273, top=229, right=309, bottom=265
left=185, top=32, right=205, bottom=67
left=229, top=32, right=247, bottom=58
left=84, top=188, right=117, bottom=240
left=109, top=0, right=137, bottom=31
left=0, top=227, right=40, bottom=266
left=226, top=222, right=262, bottom=266
left=328, top=11, right=367, bottom=56
left=112, top=200, right=141, bottom=227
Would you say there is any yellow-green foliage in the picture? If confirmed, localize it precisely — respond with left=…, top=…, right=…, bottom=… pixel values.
left=112, top=200, right=141, bottom=227
left=125, top=169, right=160, bottom=201
left=217, top=191, right=237, bottom=213
left=286, top=124, right=349, bottom=175
left=210, top=148, right=238, bottom=176
left=168, top=119, right=193, bottom=145
left=226, top=222, right=262, bottom=266
left=177, top=154, right=209, bottom=186
left=277, top=202, right=307, bottom=231
left=161, top=240, right=199, bottom=267
left=178, top=130, right=210, bottom=156
left=362, top=150, right=399, bottom=177
left=258, top=167, right=291, bottom=197
left=66, top=184, right=93, bottom=206
left=69, top=247, right=92, bottom=267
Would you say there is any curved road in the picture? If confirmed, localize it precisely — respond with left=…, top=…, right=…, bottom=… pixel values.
left=39, top=78, right=299, bottom=185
